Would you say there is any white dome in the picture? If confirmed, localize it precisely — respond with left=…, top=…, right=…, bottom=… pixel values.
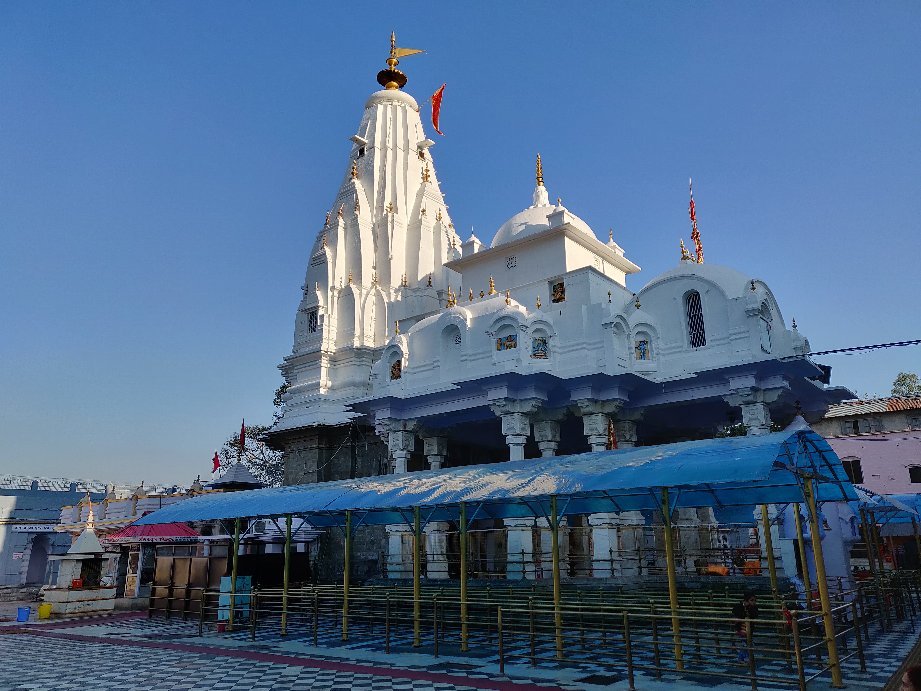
left=641, top=262, right=754, bottom=298
left=365, top=89, right=419, bottom=111
left=491, top=201, right=596, bottom=248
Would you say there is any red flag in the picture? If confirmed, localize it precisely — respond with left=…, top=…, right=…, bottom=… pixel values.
left=431, top=83, right=446, bottom=136
left=239, top=420, right=246, bottom=452
left=212, top=451, right=221, bottom=472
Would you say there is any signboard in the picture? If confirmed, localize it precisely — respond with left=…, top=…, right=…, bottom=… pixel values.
left=11, top=525, right=57, bottom=533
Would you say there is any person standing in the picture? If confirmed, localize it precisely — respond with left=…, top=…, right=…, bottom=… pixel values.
left=732, top=591, right=760, bottom=663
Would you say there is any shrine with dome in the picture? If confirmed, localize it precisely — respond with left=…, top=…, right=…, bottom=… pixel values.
left=265, top=38, right=851, bottom=581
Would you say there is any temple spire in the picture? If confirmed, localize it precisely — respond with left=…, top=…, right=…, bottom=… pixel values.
left=532, top=153, right=549, bottom=207
left=377, top=32, right=423, bottom=90
left=536, top=153, right=544, bottom=187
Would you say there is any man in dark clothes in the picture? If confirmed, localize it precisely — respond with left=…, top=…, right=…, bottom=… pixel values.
left=732, top=591, right=760, bottom=662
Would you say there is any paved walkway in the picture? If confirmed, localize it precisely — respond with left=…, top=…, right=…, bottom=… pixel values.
left=0, top=611, right=916, bottom=690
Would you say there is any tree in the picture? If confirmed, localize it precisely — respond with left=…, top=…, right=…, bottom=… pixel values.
left=218, top=424, right=284, bottom=487
left=892, top=372, right=921, bottom=398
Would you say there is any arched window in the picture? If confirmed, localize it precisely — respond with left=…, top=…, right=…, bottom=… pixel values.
left=685, top=291, right=706, bottom=348
left=759, top=302, right=773, bottom=353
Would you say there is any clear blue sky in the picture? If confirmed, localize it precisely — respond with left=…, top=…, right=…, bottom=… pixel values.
left=2, top=2, right=919, bottom=485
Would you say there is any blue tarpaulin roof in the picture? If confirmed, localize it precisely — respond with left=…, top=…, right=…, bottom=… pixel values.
left=854, top=487, right=920, bottom=526
left=136, top=425, right=856, bottom=528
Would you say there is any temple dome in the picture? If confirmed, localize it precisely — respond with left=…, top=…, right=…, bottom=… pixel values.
left=640, top=261, right=755, bottom=298
left=491, top=197, right=596, bottom=248
left=365, top=89, right=419, bottom=111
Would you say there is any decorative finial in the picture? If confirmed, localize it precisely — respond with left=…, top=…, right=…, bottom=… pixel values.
left=386, top=201, right=395, bottom=214
left=689, top=177, right=704, bottom=263
left=394, top=319, right=400, bottom=335
left=487, top=276, right=497, bottom=295
left=633, top=294, right=641, bottom=309
left=354, top=195, right=360, bottom=213
left=400, top=273, right=408, bottom=287
left=85, top=493, right=95, bottom=530
left=536, top=153, right=544, bottom=187
left=609, top=228, right=614, bottom=242
left=377, top=32, right=423, bottom=90
left=608, top=291, right=612, bottom=303
left=421, top=206, right=427, bottom=216
left=479, top=290, right=485, bottom=298
left=750, top=279, right=757, bottom=292
left=446, top=286, right=456, bottom=308
left=324, top=211, right=331, bottom=227
left=321, top=232, right=328, bottom=248
left=315, top=282, right=319, bottom=293
left=435, top=208, right=442, bottom=222
left=680, top=238, right=692, bottom=261
left=337, top=204, right=344, bottom=219
left=348, top=270, right=353, bottom=285
left=422, top=164, right=431, bottom=183
left=372, top=271, right=378, bottom=285
left=557, top=197, right=562, bottom=206
left=427, top=273, right=432, bottom=287
left=350, top=160, right=358, bottom=180
left=536, top=295, right=542, bottom=309
left=469, top=288, right=474, bottom=302
left=505, top=290, right=511, bottom=306
left=792, top=317, right=798, bottom=330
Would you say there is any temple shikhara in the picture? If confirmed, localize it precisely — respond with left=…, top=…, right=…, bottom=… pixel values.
left=263, top=36, right=851, bottom=581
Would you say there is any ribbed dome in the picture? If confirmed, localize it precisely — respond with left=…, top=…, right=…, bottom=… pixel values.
left=491, top=202, right=596, bottom=248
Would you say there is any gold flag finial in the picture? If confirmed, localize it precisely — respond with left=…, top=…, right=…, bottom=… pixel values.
left=536, top=295, right=542, bottom=309
left=680, top=238, right=693, bottom=261
left=378, top=32, right=423, bottom=90
left=487, top=276, right=497, bottom=295
left=536, top=153, right=544, bottom=187
left=505, top=290, right=511, bottom=306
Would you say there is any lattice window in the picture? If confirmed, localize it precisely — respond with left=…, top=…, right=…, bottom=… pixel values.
left=307, top=309, right=319, bottom=334
left=685, top=291, right=707, bottom=348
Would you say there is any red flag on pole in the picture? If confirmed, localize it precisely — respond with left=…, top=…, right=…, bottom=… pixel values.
left=212, top=451, right=221, bottom=473
left=431, top=83, right=446, bottom=136
left=239, top=420, right=246, bottom=452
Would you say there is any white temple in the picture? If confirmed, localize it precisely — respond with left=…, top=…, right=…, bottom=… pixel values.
left=266, top=37, right=851, bottom=581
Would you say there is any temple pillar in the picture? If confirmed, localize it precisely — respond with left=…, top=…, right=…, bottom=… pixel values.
left=533, top=419, right=561, bottom=458
left=385, top=421, right=417, bottom=473
left=575, top=399, right=624, bottom=451
left=723, top=380, right=787, bottom=436
left=386, top=526, right=412, bottom=579
left=588, top=513, right=619, bottom=578
left=424, top=522, right=450, bottom=579
left=614, top=418, right=640, bottom=448
left=423, top=436, right=448, bottom=470
left=489, top=397, right=543, bottom=462
left=504, top=518, right=536, bottom=580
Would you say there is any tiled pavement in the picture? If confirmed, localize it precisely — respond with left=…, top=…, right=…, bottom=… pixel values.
left=1, top=608, right=917, bottom=690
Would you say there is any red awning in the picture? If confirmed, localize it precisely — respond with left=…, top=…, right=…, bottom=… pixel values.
left=103, top=522, right=200, bottom=544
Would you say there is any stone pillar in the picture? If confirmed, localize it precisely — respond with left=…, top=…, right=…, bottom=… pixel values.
left=423, top=436, right=448, bottom=470
left=614, top=419, right=639, bottom=448
left=533, top=419, right=561, bottom=458
left=675, top=508, right=702, bottom=573
left=489, top=398, right=543, bottom=462
left=388, top=425, right=417, bottom=473
left=588, top=513, right=619, bottom=578
left=575, top=399, right=624, bottom=451
left=723, top=380, right=786, bottom=436
left=504, top=518, right=535, bottom=580
left=618, top=511, right=646, bottom=578
left=425, top=522, right=450, bottom=579
left=385, top=525, right=411, bottom=579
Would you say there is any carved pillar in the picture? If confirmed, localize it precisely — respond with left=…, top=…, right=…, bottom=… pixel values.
left=424, top=522, right=450, bottom=579
left=723, top=379, right=786, bottom=436
left=386, top=525, right=412, bottom=580
left=422, top=436, right=448, bottom=470
left=576, top=400, right=624, bottom=452
left=489, top=398, right=543, bottom=462
left=384, top=420, right=418, bottom=474
left=613, top=410, right=643, bottom=448
left=533, top=410, right=566, bottom=458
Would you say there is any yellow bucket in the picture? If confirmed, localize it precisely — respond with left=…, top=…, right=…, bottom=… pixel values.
left=37, top=603, right=52, bottom=620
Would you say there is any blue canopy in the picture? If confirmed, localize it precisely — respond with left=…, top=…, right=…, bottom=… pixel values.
left=854, top=487, right=920, bottom=527
left=136, top=426, right=856, bottom=528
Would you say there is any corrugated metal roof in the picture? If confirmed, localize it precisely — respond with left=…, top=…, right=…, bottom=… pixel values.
left=824, top=397, right=921, bottom=418
left=135, top=425, right=855, bottom=528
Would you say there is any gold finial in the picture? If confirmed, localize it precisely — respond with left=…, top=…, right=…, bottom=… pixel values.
left=556, top=197, right=562, bottom=206
left=487, top=276, right=497, bottom=295
left=680, top=238, right=692, bottom=261
left=536, top=295, right=542, bottom=309
left=337, top=204, right=344, bottom=219
left=386, top=201, right=395, bottom=214
left=421, top=206, right=427, bottom=216
left=394, top=319, right=400, bottom=335
left=422, top=164, right=431, bottom=183
left=792, top=317, right=798, bottom=330
left=536, top=153, right=544, bottom=187
left=446, top=286, right=456, bottom=308
left=609, top=228, right=614, bottom=242
left=607, top=291, right=612, bottom=303
left=378, top=32, right=423, bottom=90
left=435, top=208, right=442, bottom=222
left=505, top=290, right=511, bottom=306
left=347, top=270, right=353, bottom=285
left=469, top=288, right=474, bottom=302
left=321, top=232, right=328, bottom=248
left=427, top=273, right=432, bottom=287
left=324, top=211, right=331, bottom=227
left=633, top=294, right=641, bottom=309
left=350, top=160, right=358, bottom=180
left=354, top=195, right=360, bottom=213
left=372, top=271, right=378, bottom=285
left=315, top=282, right=319, bottom=293
left=400, top=273, right=408, bottom=287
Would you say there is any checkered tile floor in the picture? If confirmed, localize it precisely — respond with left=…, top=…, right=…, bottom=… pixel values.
left=1, top=606, right=917, bottom=690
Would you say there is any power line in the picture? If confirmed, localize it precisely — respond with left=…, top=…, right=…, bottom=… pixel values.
left=806, top=339, right=921, bottom=357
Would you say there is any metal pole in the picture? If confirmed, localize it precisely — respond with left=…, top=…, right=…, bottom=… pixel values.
left=870, top=511, right=884, bottom=572
left=413, top=506, right=421, bottom=647
left=761, top=504, right=779, bottom=597
left=459, top=502, right=469, bottom=651
left=551, top=495, right=563, bottom=659
left=623, top=611, right=635, bottom=690
left=913, top=518, right=921, bottom=570
left=282, top=514, right=291, bottom=636
left=229, top=517, right=241, bottom=630
left=342, top=510, right=351, bottom=641
left=803, top=477, right=843, bottom=688
left=793, top=503, right=813, bottom=610
left=661, top=487, right=683, bottom=670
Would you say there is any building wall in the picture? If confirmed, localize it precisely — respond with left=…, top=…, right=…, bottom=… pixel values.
left=825, top=433, right=921, bottom=494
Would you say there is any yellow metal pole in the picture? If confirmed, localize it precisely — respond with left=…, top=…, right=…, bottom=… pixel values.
left=550, top=495, right=563, bottom=659
left=803, top=478, right=843, bottom=688
left=342, top=510, right=351, bottom=641
left=459, top=502, right=469, bottom=651
left=413, top=506, right=421, bottom=647
left=793, top=503, right=813, bottom=608
left=761, top=504, right=779, bottom=596
left=282, top=514, right=291, bottom=635
left=661, top=487, right=683, bottom=670
left=228, top=517, right=241, bottom=630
